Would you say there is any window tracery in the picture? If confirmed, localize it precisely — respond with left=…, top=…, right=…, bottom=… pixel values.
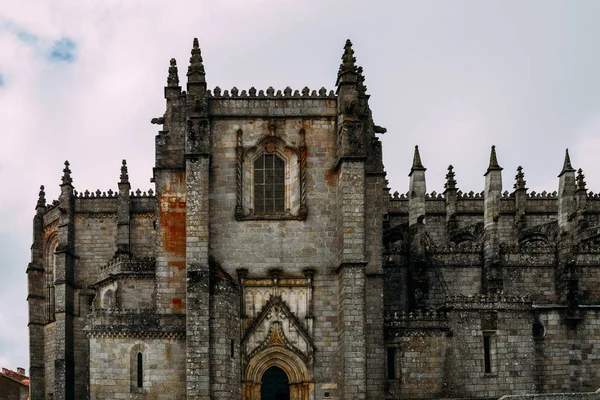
left=235, top=128, right=308, bottom=221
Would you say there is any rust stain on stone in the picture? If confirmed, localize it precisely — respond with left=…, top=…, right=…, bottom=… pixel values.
left=284, top=148, right=296, bottom=157
left=172, top=298, right=183, bottom=310
left=170, top=261, right=186, bottom=271
left=160, top=197, right=186, bottom=256
left=325, top=168, right=336, bottom=187
left=301, top=119, right=313, bottom=130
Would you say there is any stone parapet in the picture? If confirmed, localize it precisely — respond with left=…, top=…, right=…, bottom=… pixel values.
left=93, top=256, right=155, bottom=287
left=445, top=294, right=532, bottom=311
left=499, top=389, right=600, bottom=400
left=84, top=309, right=185, bottom=338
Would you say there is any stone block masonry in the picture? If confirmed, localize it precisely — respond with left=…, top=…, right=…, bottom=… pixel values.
left=26, top=37, right=600, bottom=400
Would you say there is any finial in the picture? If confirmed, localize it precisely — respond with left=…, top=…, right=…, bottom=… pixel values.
left=336, top=39, right=358, bottom=84
left=559, top=148, right=576, bottom=176
left=576, top=168, right=586, bottom=190
left=341, top=39, right=356, bottom=66
left=120, top=160, right=129, bottom=184
left=486, top=145, right=502, bottom=172
left=167, top=58, right=179, bottom=87
left=187, top=38, right=206, bottom=81
left=37, top=185, right=46, bottom=208
left=411, top=145, right=426, bottom=171
left=61, top=161, right=72, bottom=185
left=444, top=165, right=457, bottom=190
left=514, top=166, right=526, bottom=190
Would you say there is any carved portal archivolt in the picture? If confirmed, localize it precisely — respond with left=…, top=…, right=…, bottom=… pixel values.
left=238, top=269, right=315, bottom=400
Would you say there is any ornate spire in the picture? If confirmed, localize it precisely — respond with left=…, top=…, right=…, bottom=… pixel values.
left=444, top=165, right=457, bottom=190
left=336, top=39, right=358, bottom=85
left=167, top=58, right=179, bottom=87
left=187, top=38, right=206, bottom=82
left=411, top=145, right=426, bottom=171
left=61, top=161, right=72, bottom=185
left=37, top=185, right=46, bottom=208
left=514, top=166, right=526, bottom=190
left=559, top=148, right=576, bottom=176
left=120, top=159, right=129, bottom=184
left=576, top=168, right=586, bottom=190
left=486, top=145, right=502, bottom=172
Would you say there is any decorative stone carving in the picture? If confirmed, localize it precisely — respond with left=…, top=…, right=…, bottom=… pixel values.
left=240, top=272, right=314, bottom=400
left=235, top=130, right=308, bottom=221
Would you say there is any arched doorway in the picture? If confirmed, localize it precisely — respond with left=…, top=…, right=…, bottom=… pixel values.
left=242, top=346, right=311, bottom=400
left=260, top=366, right=290, bottom=400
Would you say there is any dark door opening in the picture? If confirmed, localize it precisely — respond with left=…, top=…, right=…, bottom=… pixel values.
left=261, top=366, right=290, bottom=400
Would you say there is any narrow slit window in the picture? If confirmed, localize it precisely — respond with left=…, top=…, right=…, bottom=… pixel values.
left=483, top=336, right=491, bottom=373
left=45, top=240, right=57, bottom=323
left=137, top=352, right=143, bottom=388
left=231, top=339, right=235, bottom=358
left=387, top=347, right=396, bottom=379
left=483, top=334, right=496, bottom=374
left=254, top=154, right=285, bottom=214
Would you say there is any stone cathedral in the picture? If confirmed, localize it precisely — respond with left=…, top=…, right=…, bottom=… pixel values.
left=27, top=39, right=600, bottom=400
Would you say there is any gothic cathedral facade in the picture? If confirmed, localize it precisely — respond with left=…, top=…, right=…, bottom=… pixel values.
left=27, top=39, right=600, bottom=399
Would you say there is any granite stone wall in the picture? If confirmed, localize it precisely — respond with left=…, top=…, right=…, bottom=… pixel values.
left=88, top=337, right=185, bottom=400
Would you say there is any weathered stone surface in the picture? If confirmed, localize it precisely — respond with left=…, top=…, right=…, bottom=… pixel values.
left=26, top=39, right=600, bottom=400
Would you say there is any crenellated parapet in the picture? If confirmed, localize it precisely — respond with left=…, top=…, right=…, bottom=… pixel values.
left=385, top=145, right=600, bottom=321
left=385, top=309, right=449, bottom=337
left=84, top=308, right=185, bottom=338
left=209, top=86, right=336, bottom=98
left=444, top=293, right=532, bottom=311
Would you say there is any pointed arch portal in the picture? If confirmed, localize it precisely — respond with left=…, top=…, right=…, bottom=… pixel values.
left=261, top=366, right=290, bottom=400
left=242, top=346, right=311, bottom=400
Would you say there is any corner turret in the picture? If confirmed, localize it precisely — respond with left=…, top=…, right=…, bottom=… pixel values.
left=483, top=146, right=503, bottom=293
left=36, top=185, right=46, bottom=213
left=186, top=38, right=207, bottom=96
left=55, top=161, right=76, bottom=399
left=409, top=146, right=426, bottom=227
left=575, top=168, right=588, bottom=231
left=514, top=166, right=527, bottom=228
left=336, top=39, right=359, bottom=89
left=335, top=39, right=365, bottom=161
left=117, top=160, right=131, bottom=255
left=61, top=160, right=73, bottom=187
left=484, top=145, right=503, bottom=227
left=165, top=58, right=181, bottom=99
left=444, top=165, right=458, bottom=231
left=558, top=149, right=576, bottom=233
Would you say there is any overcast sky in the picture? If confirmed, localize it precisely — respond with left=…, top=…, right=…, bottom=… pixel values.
left=2, top=0, right=600, bottom=372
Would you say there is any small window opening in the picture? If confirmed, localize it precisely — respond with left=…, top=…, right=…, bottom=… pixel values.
left=533, top=321, right=546, bottom=339
left=483, top=333, right=496, bottom=374
left=387, top=347, right=396, bottom=379
left=45, top=239, right=57, bottom=323
left=137, top=352, right=143, bottom=388
left=230, top=339, right=235, bottom=358
left=483, top=336, right=491, bottom=373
